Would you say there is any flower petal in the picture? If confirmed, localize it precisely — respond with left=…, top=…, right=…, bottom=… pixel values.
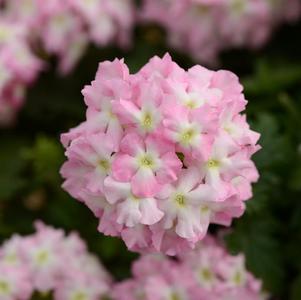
left=112, top=154, right=137, bottom=182
left=131, top=168, right=159, bottom=198
left=139, top=198, right=164, bottom=225
left=116, top=198, right=142, bottom=227
left=103, top=177, right=131, bottom=204
left=177, top=167, right=201, bottom=193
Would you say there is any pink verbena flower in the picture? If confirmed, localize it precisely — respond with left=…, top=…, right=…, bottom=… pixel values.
left=55, top=253, right=111, bottom=300
left=0, top=235, right=25, bottom=268
left=0, top=0, right=135, bottom=125
left=2, top=0, right=134, bottom=74
left=0, top=20, right=42, bottom=126
left=61, top=53, right=260, bottom=255
left=20, top=221, right=66, bottom=292
left=180, top=237, right=268, bottom=300
left=112, top=236, right=268, bottom=300
left=139, top=0, right=301, bottom=64
left=0, top=221, right=112, bottom=299
left=0, top=264, right=33, bottom=300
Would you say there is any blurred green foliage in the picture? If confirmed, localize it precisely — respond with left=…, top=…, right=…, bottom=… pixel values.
left=0, top=21, right=300, bottom=299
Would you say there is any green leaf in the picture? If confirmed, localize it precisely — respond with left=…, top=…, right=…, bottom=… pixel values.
left=252, top=113, right=293, bottom=169
left=23, top=135, right=64, bottom=186
left=291, top=275, right=301, bottom=300
left=0, top=137, right=27, bottom=199
left=226, top=216, right=285, bottom=295
left=243, top=60, right=301, bottom=95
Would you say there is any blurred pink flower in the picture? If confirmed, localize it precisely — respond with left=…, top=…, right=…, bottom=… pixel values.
left=139, top=0, right=301, bottom=64
left=0, top=0, right=135, bottom=126
left=0, top=221, right=112, bottom=300
left=112, top=236, right=268, bottom=300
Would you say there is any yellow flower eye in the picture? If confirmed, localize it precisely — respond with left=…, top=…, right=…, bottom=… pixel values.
left=180, top=128, right=196, bottom=145
left=0, top=281, right=10, bottom=294
left=175, top=194, right=186, bottom=206
left=141, top=112, right=153, bottom=130
left=207, top=159, right=219, bottom=168
left=99, top=159, right=110, bottom=172
left=140, top=156, right=153, bottom=167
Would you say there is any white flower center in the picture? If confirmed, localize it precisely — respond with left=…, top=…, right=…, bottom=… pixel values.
left=231, top=0, right=246, bottom=15
left=35, top=249, right=50, bottom=266
left=138, top=154, right=154, bottom=169
left=200, top=206, right=210, bottom=214
left=170, top=292, right=182, bottom=300
left=179, top=128, right=197, bottom=146
left=185, top=99, right=198, bottom=109
left=4, top=253, right=18, bottom=264
left=0, top=280, right=10, bottom=295
left=199, top=267, right=214, bottom=282
left=232, top=269, right=246, bottom=286
left=174, top=194, right=186, bottom=207
left=72, top=291, right=88, bottom=300
left=140, top=111, right=154, bottom=131
left=98, top=159, right=110, bottom=172
left=0, top=27, right=10, bottom=43
left=21, top=0, right=35, bottom=15
left=207, top=159, right=220, bottom=169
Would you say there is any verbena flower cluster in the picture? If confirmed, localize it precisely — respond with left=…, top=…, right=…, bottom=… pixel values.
left=0, top=0, right=134, bottom=126
left=0, top=20, right=43, bottom=126
left=0, top=226, right=267, bottom=300
left=0, top=221, right=111, bottom=300
left=112, top=236, right=268, bottom=300
left=61, top=54, right=260, bottom=255
left=140, top=0, right=301, bottom=64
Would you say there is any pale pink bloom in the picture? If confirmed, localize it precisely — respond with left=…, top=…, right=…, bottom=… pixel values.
left=61, top=54, right=260, bottom=254
left=54, top=275, right=107, bottom=300
left=3, top=0, right=42, bottom=28
left=139, top=0, right=301, bottom=64
left=104, top=176, right=164, bottom=226
left=0, top=221, right=112, bottom=299
left=112, top=133, right=182, bottom=198
left=112, top=236, right=267, bottom=300
left=120, top=224, right=153, bottom=251
left=114, top=81, right=164, bottom=135
left=56, top=254, right=112, bottom=300
left=69, top=0, right=134, bottom=47
left=0, top=20, right=42, bottom=126
left=21, top=222, right=65, bottom=292
left=163, top=103, right=216, bottom=160
left=58, top=31, right=88, bottom=75
left=61, top=132, right=116, bottom=197
left=0, top=264, right=33, bottom=300
left=0, top=0, right=135, bottom=125
left=156, top=167, right=215, bottom=239
left=0, top=235, right=24, bottom=268
left=1, top=42, right=43, bottom=83
left=150, top=224, right=196, bottom=255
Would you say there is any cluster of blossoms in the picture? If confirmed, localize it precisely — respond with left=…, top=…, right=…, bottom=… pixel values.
left=0, top=0, right=134, bottom=126
left=0, top=20, right=43, bottom=126
left=61, top=54, right=260, bottom=255
left=0, top=221, right=111, bottom=300
left=112, top=236, right=268, bottom=300
left=139, top=0, right=301, bottom=64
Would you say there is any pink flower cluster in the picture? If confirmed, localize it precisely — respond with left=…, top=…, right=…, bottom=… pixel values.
left=0, top=222, right=111, bottom=300
left=112, top=236, right=268, bottom=300
left=61, top=54, right=260, bottom=255
left=0, top=20, right=43, bottom=126
left=0, top=0, right=134, bottom=126
left=140, top=0, right=301, bottom=64
left=0, top=225, right=268, bottom=300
